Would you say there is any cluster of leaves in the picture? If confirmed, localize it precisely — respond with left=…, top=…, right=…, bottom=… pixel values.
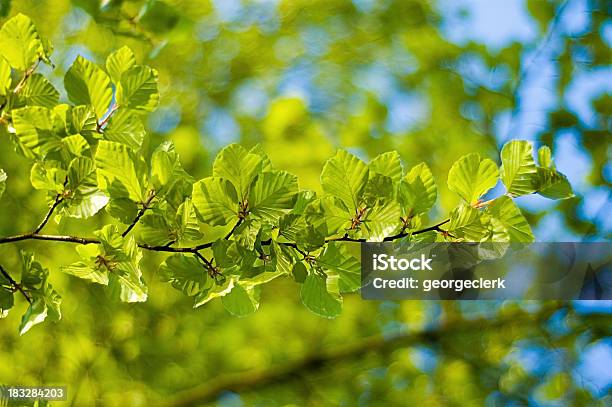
left=0, top=15, right=573, bottom=334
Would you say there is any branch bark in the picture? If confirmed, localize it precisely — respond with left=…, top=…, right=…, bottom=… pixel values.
left=156, top=303, right=564, bottom=407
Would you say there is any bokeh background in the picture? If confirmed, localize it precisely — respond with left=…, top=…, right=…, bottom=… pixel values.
left=0, top=0, right=610, bottom=405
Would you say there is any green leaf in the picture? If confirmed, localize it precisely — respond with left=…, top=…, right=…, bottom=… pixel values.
left=18, top=251, right=61, bottom=335
left=213, top=144, right=262, bottom=199
left=249, top=144, right=273, bottom=171
left=159, top=254, right=209, bottom=296
left=69, top=105, right=97, bottom=136
left=317, top=242, right=361, bottom=293
left=369, top=151, right=402, bottom=183
left=61, top=135, right=89, bottom=158
left=534, top=145, right=573, bottom=200
left=116, top=65, right=159, bottom=112
left=364, top=173, right=395, bottom=202
left=0, top=56, right=11, bottom=95
left=448, top=153, right=498, bottom=205
left=249, top=171, right=298, bottom=221
left=103, top=108, right=146, bottom=150
left=449, top=204, right=491, bottom=242
left=0, top=14, right=44, bottom=71
left=362, top=200, right=401, bottom=241
left=192, top=177, right=238, bottom=226
left=487, top=196, right=534, bottom=242
left=0, top=267, right=14, bottom=318
left=304, top=196, right=351, bottom=238
left=222, top=285, right=260, bottom=317
left=11, top=106, right=62, bottom=158
left=63, top=157, right=108, bottom=218
left=95, top=225, right=148, bottom=302
left=106, top=46, right=136, bottom=84
left=292, top=262, right=308, bottom=283
left=19, top=73, right=59, bottom=108
left=321, top=149, right=369, bottom=213
left=399, top=162, right=437, bottom=216
left=194, top=276, right=236, bottom=308
left=151, top=141, right=191, bottom=195
left=107, top=197, right=138, bottom=223
left=538, top=145, right=554, bottom=169
left=500, top=140, right=538, bottom=197
left=0, top=169, right=6, bottom=199
left=95, top=140, right=146, bottom=202
left=537, top=168, right=574, bottom=200
left=300, top=274, right=342, bottom=319
left=61, top=244, right=109, bottom=285
left=30, top=161, right=66, bottom=192
left=176, top=198, right=203, bottom=242
left=64, top=55, right=112, bottom=118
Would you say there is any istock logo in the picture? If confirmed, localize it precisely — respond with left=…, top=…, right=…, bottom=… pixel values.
left=372, top=254, right=433, bottom=271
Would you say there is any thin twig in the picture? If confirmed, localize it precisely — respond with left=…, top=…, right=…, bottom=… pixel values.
left=224, top=219, right=243, bottom=240
left=121, top=191, right=156, bottom=237
left=34, top=195, right=63, bottom=234
left=12, top=60, right=41, bottom=94
left=0, top=264, right=31, bottom=304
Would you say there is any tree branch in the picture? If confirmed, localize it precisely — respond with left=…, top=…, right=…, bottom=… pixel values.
left=157, top=303, right=564, bottom=407
left=0, top=264, right=31, bottom=304
left=34, top=194, right=63, bottom=234
left=122, top=191, right=156, bottom=237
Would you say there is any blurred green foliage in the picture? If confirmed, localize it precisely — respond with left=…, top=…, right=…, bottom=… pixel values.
left=0, top=0, right=610, bottom=405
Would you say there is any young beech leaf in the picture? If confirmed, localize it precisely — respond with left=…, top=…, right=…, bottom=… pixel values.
left=192, top=177, right=238, bottom=226
left=399, top=162, right=437, bottom=216
left=19, top=73, right=59, bottom=108
left=95, top=140, right=146, bottom=202
left=537, top=168, right=574, bottom=200
left=321, top=149, right=369, bottom=213
left=61, top=244, right=109, bottom=285
left=369, top=151, right=403, bottom=183
left=222, top=285, right=260, bottom=317
left=449, top=204, right=492, bottom=242
left=106, top=46, right=136, bottom=84
left=317, top=242, right=361, bottom=293
left=361, top=200, right=401, bottom=241
left=18, top=251, right=61, bottom=335
left=0, top=14, right=44, bottom=71
left=194, top=276, right=236, bottom=308
left=0, top=56, right=11, bottom=95
left=159, top=254, right=210, bottom=296
left=500, top=140, right=538, bottom=197
left=103, top=109, right=146, bottom=150
left=535, top=146, right=573, bottom=200
left=448, top=153, right=498, bottom=205
left=213, top=144, right=262, bottom=199
left=64, top=55, right=112, bottom=118
left=11, top=106, right=62, bottom=158
left=116, top=65, right=159, bottom=112
left=94, top=225, right=148, bottom=303
left=538, top=145, right=554, bottom=169
left=300, top=274, right=342, bottom=319
left=248, top=171, right=298, bottom=221
left=487, top=196, right=534, bottom=242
